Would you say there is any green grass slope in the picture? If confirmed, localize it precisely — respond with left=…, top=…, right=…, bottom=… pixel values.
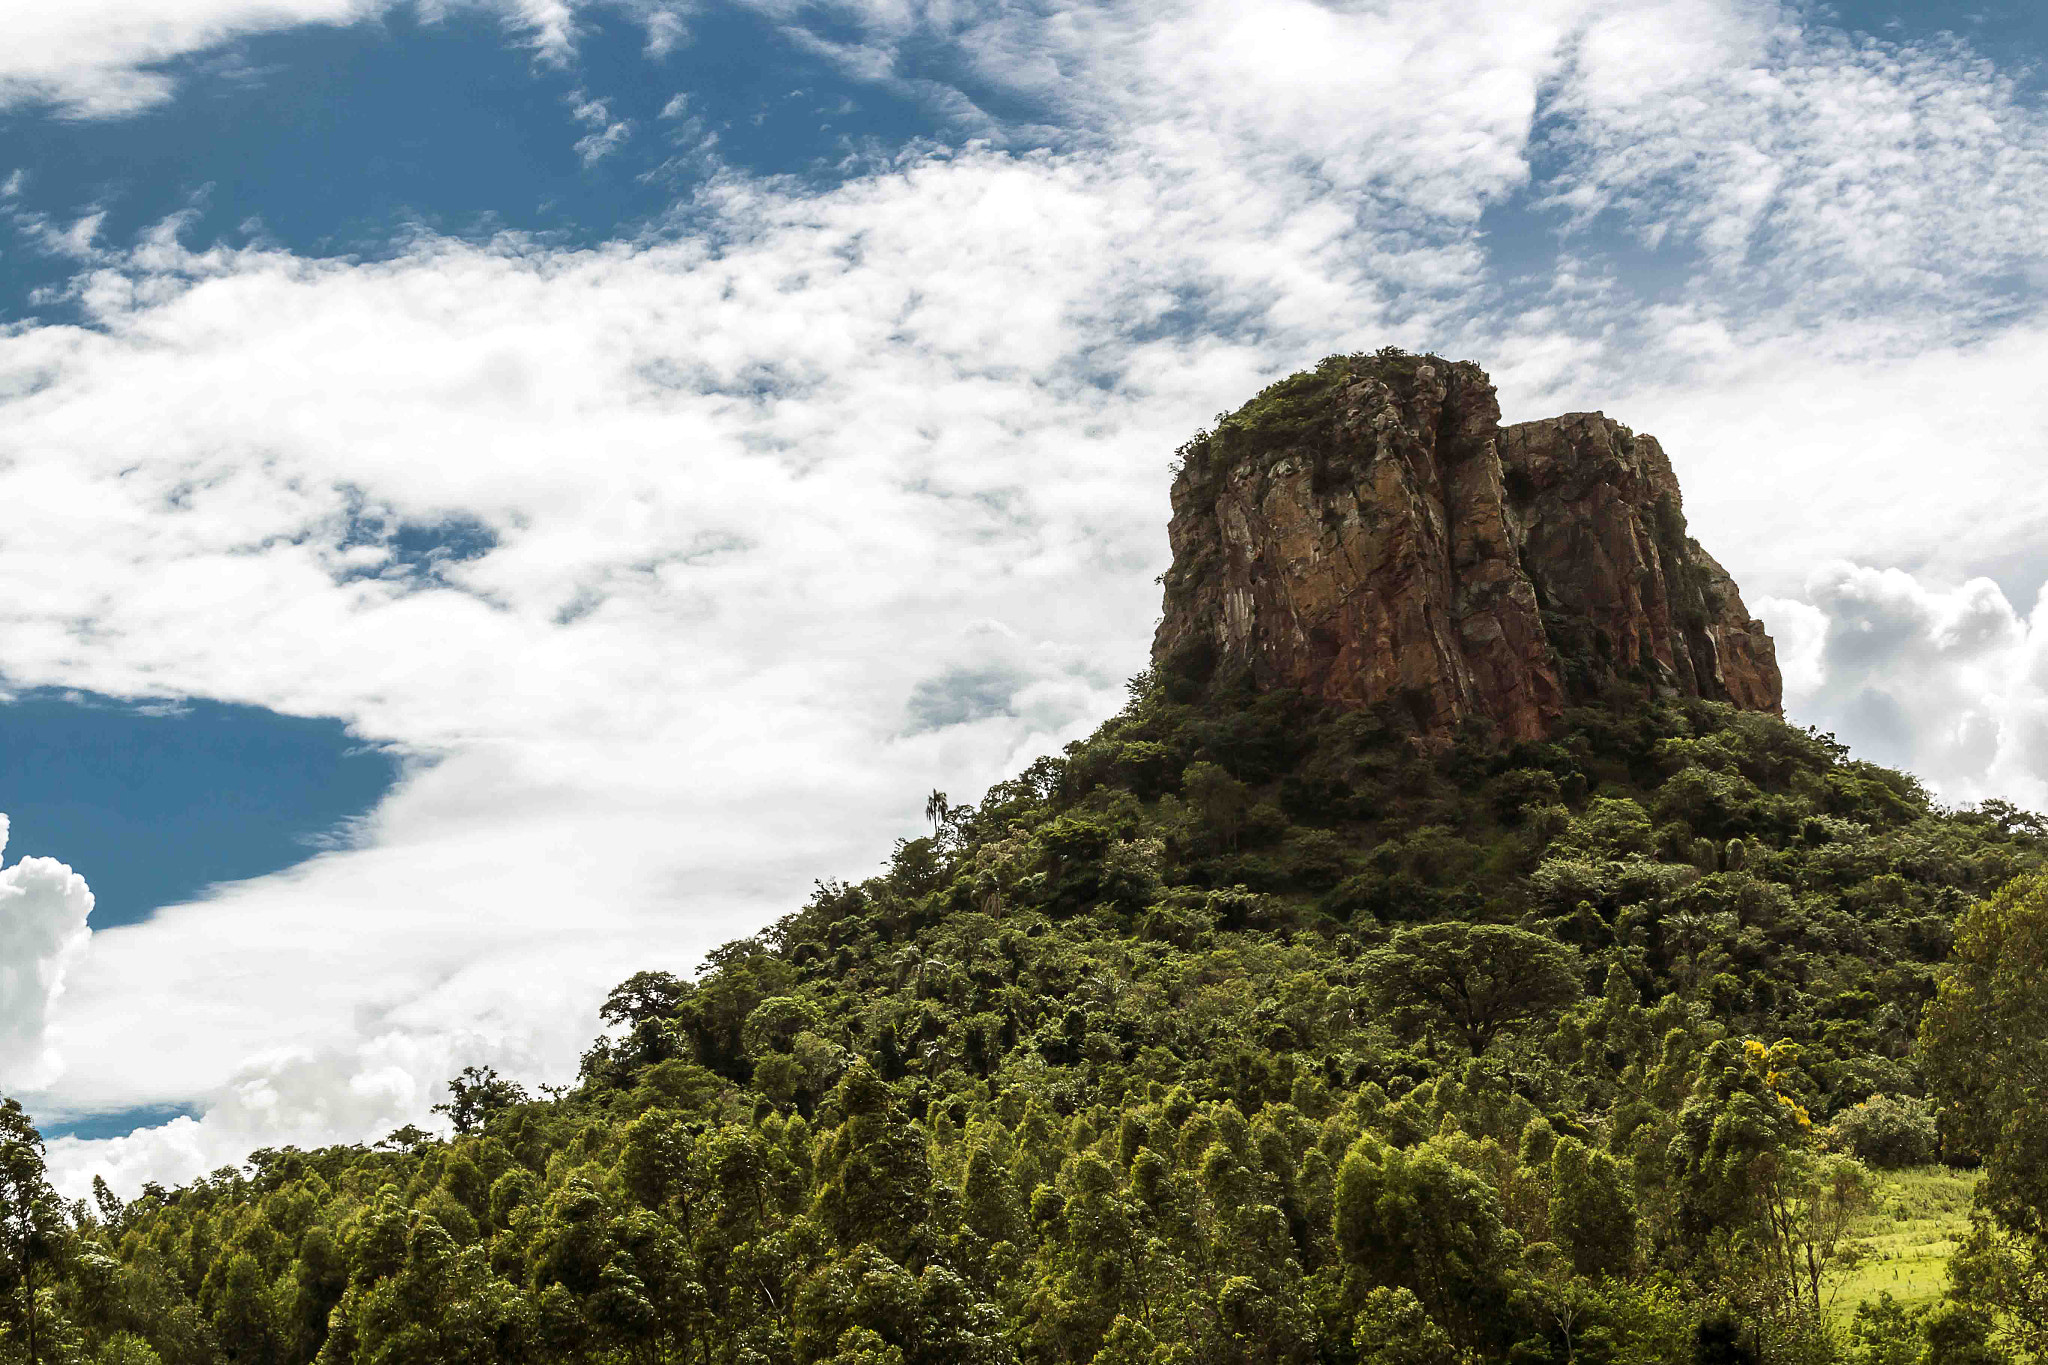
left=1827, top=1167, right=1978, bottom=1326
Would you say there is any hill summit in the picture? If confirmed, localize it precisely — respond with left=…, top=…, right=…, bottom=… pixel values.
left=1154, top=351, right=1783, bottom=740
left=13, top=352, right=2048, bottom=1365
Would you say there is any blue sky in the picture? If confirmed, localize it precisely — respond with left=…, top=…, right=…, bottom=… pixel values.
left=1, top=0, right=2044, bottom=1190
left=0, top=692, right=392, bottom=929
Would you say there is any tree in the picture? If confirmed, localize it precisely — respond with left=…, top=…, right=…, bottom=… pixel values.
left=1922, top=1302, right=2002, bottom=1365
left=621, top=1111, right=699, bottom=1215
left=1182, top=762, right=1251, bottom=850
left=1946, top=1212, right=2048, bottom=1357
left=1827, top=1095, right=1939, bottom=1170
left=1920, top=873, right=2048, bottom=1239
left=599, top=971, right=690, bottom=1029
left=375, top=1124, right=436, bottom=1153
left=961, top=1145, right=1025, bottom=1253
left=1667, top=1040, right=1811, bottom=1250
left=1359, top=923, right=1583, bottom=1055
left=207, top=1249, right=284, bottom=1365
left=1351, top=1287, right=1459, bottom=1365
left=821, top=1326, right=906, bottom=1365
left=95, top=1334, right=164, bottom=1365
left=90, top=1176, right=123, bottom=1230
left=811, top=1064, right=931, bottom=1260
left=1691, top=1307, right=1758, bottom=1365
left=1756, top=1152, right=1873, bottom=1320
left=1093, top=1315, right=1162, bottom=1365
left=344, top=1215, right=536, bottom=1365
left=433, top=1066, right=529, bottom=1135
left=0, top=1099, right=63, bottom=1365
left=1058, top=1153, right=1145, bottom=1337
left=741, top=997, right=824, bottom=1057
left=1333, top=1137, right=1518, bottom=1351
left=1848, top=1294, right=1928, bottom=1365
left=1549, top=1136, right=1636, bottom=1279
left=16, top=674, right=2048, bottom=1364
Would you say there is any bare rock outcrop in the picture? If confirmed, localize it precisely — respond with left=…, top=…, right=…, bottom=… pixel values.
left=1151, top=352, right=1781, bottom=740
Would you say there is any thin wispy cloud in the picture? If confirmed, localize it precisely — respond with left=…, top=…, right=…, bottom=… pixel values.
left=568, top=91, right=635, bottom=164
left=0, top=0, right=615, bottom=116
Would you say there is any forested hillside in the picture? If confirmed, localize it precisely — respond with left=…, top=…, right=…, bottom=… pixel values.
left=9, top=668, right=2048, bottom=1365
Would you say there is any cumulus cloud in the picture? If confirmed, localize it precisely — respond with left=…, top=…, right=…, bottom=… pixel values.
left=48, top=1009, right=546, bottom=1193
left=0, top=815, right=96, bottom=1091
left=5, top=0, right=2048, bottom=1193
left=1759, top=566, right=2048, bottom=808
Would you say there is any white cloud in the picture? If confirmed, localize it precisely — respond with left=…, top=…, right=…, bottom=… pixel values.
left=1, top=0, right=371, bottom=116
left=0, top=816, right=96, bottom=1092
left=5, top=0, right=2048, bottom=1192
left=1758, top=565, right=2048, bottom=808
left=0, top=0, right=602, bottom=116
left=46, top=1027, right=515, bottom=1191
left=1550, top=324, right=2048, bottom=605
left=568, top=91, right=634, bottom=165
left=1535, top=6, right=2048, bottom=327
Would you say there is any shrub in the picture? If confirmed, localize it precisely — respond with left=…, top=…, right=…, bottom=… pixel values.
left=1827, top=1094, right=1939, bottom=1169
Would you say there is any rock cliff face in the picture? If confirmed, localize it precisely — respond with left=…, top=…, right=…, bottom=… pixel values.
left=1152, top=352, right=1781, bottom=741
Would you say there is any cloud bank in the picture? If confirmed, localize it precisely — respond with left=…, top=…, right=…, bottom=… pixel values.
left=1762, top=567, right=2048, bottom=809
left=2, top=0, right=2044, bottom=1192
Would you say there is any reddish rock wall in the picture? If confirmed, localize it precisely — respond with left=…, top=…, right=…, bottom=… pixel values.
left=1152, top=353, right=1781, bottom=739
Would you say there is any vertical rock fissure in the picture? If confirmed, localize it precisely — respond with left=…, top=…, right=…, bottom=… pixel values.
left=1431, top=372, right=1469, bottom=718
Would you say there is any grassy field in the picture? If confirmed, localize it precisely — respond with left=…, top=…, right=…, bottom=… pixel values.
left=1826, top=1166, right=1979, bottom=1326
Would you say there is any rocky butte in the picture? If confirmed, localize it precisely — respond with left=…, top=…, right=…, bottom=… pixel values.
left=1152, top=350, right=1782, bottom=741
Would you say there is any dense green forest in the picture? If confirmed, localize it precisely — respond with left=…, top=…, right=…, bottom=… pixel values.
left=9, top=669, right=2048, bottom=1365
